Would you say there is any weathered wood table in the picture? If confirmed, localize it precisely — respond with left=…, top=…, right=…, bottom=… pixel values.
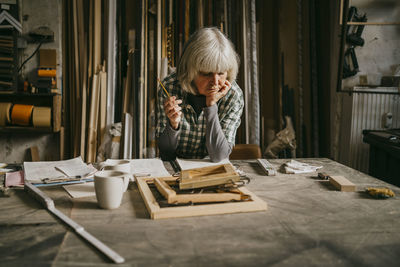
left=1, top=158, right=399, bottom=266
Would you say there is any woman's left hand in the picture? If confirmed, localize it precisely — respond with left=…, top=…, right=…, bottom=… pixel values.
left=206, top=80, right=231, bottom=107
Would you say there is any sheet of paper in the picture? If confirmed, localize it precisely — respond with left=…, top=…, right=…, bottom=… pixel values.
left=129, top=158, right=170, bottom=177
left=56, top=163, right=97, bottom=177
left=5, top=170, right=24, bottom=187
left=176, top=158, right=231, bottom=171
left=63, top=182, right=95, bottom=198
left=23, top=157, right=93, bottom=183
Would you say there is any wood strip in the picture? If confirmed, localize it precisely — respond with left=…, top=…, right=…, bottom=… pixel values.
left=72, top=0, right=81, bottom=157
left=329, top=176, right=356, bottom=192
left=86, top=73, right=99, bottom=163
left=78, top=0, right=87, bottom=160
left=154, top=177, right=176, bottom=199
left=106, top=0, right=117, bottom=126
left=136, top=177, right=162, bottom=219
left=99, top=65, right=107, bottom=147
left=30, top=146, right=40, bottom=161
left=93, top=0, right=101, bottom=70
left=52, top=94, right=61, bottom=132
left=59, top=126, right=64, bottom=160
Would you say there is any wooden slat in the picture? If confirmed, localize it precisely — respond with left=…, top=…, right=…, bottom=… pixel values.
left=52, top=94, right=61, bottom=132
left=78, top=0, right=87, bottom=160
left=72, top=0, right=81, bottom=157
left=86, top=73, right=99, bottom=163
left=30, top=146, right=40, bottom=161
left=99, top=65, right=107, bottom=147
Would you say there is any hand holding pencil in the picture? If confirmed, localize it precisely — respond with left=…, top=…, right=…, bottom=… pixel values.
left=158, top=78, right=182, bottom=130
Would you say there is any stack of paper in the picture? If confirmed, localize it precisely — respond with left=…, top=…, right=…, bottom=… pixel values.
left=282, top=160, right=322, bottom=174
left=24, top=157, right=97, bottom=184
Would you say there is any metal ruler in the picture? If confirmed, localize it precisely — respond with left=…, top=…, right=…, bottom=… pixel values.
left=24, top=182, right=125, bottom=264
left=257, top=159, right=277, bottom=176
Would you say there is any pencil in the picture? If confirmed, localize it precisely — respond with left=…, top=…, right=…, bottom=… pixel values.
left=157, top=78, right=170, bottom=98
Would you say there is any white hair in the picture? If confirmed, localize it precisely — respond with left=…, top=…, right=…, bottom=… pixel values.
left=177, top=27, right=240, bottom=95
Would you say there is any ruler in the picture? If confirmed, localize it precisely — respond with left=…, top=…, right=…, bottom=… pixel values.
left=24, top=182, right=125, bottom=264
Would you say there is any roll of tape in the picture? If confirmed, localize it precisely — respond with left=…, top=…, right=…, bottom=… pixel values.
left=11, top=104, right=34, bottom=126
left=0, top=102, right=12, bottom=126
left=32, top=106, right=52, bottom=127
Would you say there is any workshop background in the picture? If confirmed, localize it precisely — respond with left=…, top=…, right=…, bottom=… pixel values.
left=0, top=0, right=399, bottom=180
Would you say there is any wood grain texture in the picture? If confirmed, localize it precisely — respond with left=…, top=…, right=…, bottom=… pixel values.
left=329, top=175, right=356, bottom=192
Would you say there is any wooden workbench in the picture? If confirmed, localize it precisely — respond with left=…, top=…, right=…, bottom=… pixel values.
left=1, top=158, right=399, bottom=266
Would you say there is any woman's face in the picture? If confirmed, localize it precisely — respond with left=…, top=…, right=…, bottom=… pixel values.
left=193, top=71, right=228, bottom=95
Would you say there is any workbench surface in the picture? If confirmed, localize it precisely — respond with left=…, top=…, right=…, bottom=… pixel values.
left=1, top=158, right=399, bottom=266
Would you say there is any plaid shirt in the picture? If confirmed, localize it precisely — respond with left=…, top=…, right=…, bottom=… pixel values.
left=156, top=72, right=244, bottom=159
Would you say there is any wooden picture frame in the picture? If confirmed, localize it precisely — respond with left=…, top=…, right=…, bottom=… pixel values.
left=137, top=176, right=267, bottom=220
left=179, top=164, right=240, bottom=190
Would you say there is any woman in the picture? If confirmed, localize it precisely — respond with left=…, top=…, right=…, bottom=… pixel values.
left=156, top=27, right=244, bottom=162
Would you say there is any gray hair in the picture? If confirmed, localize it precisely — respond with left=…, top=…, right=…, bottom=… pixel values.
left=177, top=27, right=240, bottom=95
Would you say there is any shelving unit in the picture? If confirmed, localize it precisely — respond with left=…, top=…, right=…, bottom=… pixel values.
left=0, top=26, right=18, bottom=92
left=0, top=92, right=61, bottom=132
left=337, top=0, right=400, bottom=94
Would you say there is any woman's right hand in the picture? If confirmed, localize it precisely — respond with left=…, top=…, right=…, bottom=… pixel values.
left=164, top=96, right=182, bottom=130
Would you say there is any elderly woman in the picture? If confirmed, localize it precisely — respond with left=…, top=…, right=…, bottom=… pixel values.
left=156, top=27, right=244, bottom=162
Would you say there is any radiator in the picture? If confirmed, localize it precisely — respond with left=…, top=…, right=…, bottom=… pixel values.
left=341, top=88, right=400, bottom=173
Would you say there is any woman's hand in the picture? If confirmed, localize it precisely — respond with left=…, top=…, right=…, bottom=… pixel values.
left=205, top=80, right=231, bottom=107
left=164, top=96, right=182, bottom=130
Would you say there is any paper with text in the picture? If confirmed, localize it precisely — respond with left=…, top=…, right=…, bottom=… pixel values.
left=24, top=157, right=95, bottom=183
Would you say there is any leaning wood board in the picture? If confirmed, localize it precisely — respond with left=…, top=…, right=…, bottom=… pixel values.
left=137, top=176, right=267, bottom=220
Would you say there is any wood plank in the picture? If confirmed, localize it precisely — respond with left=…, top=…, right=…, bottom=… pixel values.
left=86, top=73, right=99, bottom=163
left=136, top=176, right=163, bottom=219
left=52, top=94, right=61, bottom=132
left=30, top=146, right=40, bottom=161
left=99, top=65, right=107, bottom=146
left=106, top=0, right=117, bottom=126
left=329, top=175, right=356, bottom=192
left=78, top=0, right=87, bottom=160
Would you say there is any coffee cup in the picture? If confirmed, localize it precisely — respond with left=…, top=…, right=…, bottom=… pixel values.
left=99, top=159, right=131, bottom=173
left=94, top=170, right=130, bottom=209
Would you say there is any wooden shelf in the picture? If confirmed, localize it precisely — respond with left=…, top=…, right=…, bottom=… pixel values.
left=0, top=126, right=53, bottom=133
left=344, top=22, right=400, bottom=25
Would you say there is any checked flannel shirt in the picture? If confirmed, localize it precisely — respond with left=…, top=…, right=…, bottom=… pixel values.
left=156, top=72, right=244, bottom=159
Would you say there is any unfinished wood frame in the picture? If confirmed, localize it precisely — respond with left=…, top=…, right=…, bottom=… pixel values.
left=137, top=176, right=267, bottom=220
left=179, top=164, right=240, bottom=190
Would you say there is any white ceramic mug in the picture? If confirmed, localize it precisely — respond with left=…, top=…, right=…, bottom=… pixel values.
left=94, top=170, right=130, bottom=209
left=99, top=159, right=132, bottom=173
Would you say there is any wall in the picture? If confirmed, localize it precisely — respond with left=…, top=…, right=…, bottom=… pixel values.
left=334, top=0, right=400, bottom=172
left=342, top=0, right=400, bottom=87
left=0, top=0, right=62, bottom=163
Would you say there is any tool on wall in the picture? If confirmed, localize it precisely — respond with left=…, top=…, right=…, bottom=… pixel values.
left=343, top=6, right=367, bottom=79
left=17, top=26, right=54, bottom=73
